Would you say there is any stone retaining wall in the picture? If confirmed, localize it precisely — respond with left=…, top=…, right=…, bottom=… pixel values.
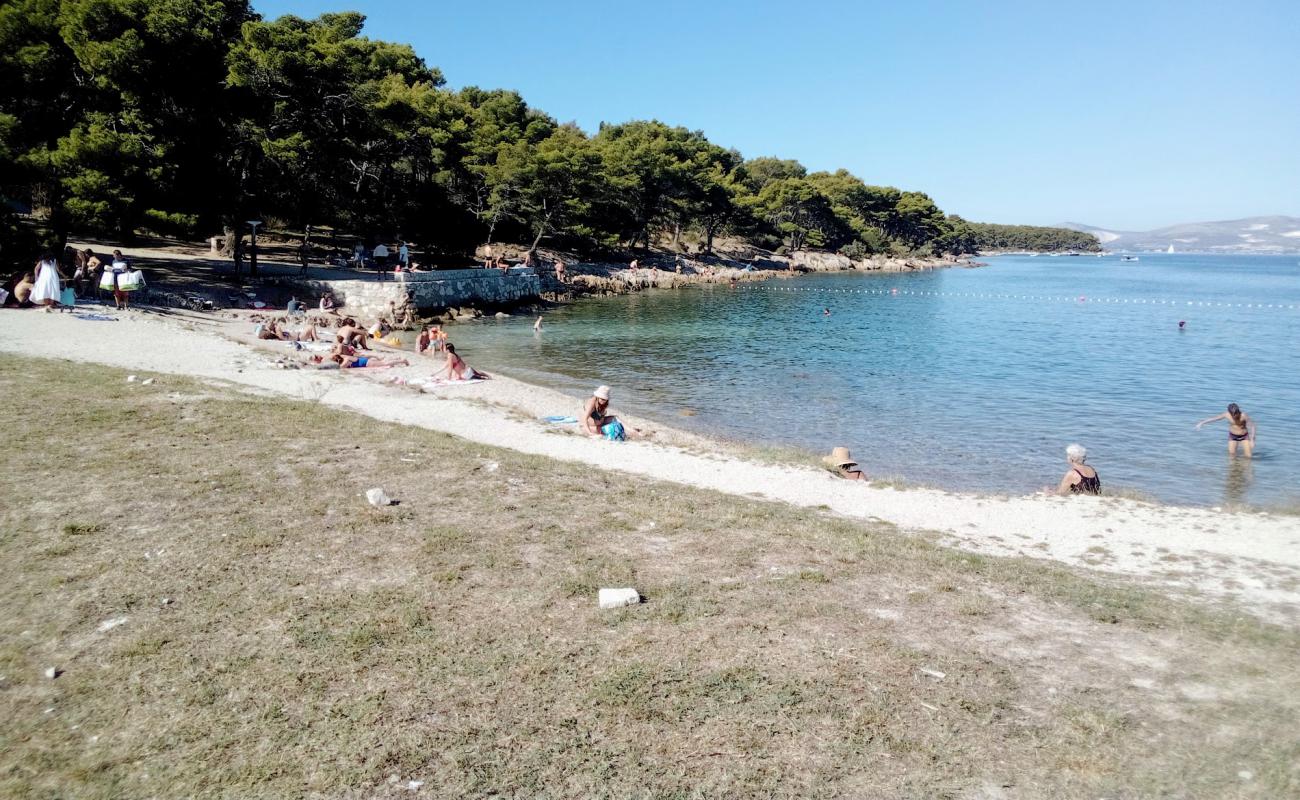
left=284, top=268, right=541, bottom=320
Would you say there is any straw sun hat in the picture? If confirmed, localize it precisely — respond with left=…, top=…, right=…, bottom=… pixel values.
left=823, top=446, right=857, bottom=468
left=593, top=385, right=611, bottom=401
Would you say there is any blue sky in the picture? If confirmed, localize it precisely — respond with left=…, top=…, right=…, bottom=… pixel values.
left=252, top=0, right=1299, bottom=231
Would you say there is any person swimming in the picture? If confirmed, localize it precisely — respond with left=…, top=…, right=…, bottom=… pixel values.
left=1196, top=403, right=1256, bottom=457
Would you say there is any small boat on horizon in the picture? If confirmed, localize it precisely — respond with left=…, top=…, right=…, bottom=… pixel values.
left=1122, top=255, right=1140, bottom=262
left=1167, top=243, right=1175, bottom=254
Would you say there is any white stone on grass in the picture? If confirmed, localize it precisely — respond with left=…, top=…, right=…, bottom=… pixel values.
left=96, top=616, right=128, bottom=633
left=598, top=588, right=640, bottom=609
left=365, top=488, right=392, bottom=507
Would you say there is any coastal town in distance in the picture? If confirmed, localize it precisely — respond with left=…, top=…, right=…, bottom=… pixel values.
left=2, top=1, right=1297, bottom=797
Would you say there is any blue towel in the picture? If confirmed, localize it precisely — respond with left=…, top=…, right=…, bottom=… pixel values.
left=542, top=415, right=578, bottom=424
left=74, top=313, right=118, bottom=321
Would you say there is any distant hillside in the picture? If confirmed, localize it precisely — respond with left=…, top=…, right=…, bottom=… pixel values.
left=1059, top=216, right=1300, bottom=253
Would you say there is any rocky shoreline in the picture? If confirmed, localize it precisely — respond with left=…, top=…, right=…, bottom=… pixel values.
left=523, top=249, right=977, bottom=303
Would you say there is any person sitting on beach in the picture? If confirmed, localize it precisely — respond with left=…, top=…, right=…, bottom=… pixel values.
left=823, top=447, right=867, bottom=481
left=554, top=260, right=567, bottom=283
left=11, top=273, right=36, bottom=307
left=1196, top=403, right=1256, bottom=458
left=582, top=385, right=623, bottom=439
left=258, top=318, right=318, bottom=342
left=434, top=343, right=488, bottom=381
left=319, top=292, right=337, bottom=314
left=335, top=318, right=371, bottom=349
left=287, top=296, right=305, bottom=315
left=1056, top=444, right=1101, bottom=495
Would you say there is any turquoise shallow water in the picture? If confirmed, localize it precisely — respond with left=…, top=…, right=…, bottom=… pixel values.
left=449, top=254, right=1300, bottom=507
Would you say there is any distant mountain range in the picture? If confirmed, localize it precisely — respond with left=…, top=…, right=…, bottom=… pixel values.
left=1058, top=216, right=1300, bottom=254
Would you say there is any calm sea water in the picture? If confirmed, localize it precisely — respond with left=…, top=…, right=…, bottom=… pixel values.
left=449, top=254, right=1300, bottom=507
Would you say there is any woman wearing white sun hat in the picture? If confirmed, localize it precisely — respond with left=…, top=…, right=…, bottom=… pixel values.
left=583, top=385, right=624, bottom=439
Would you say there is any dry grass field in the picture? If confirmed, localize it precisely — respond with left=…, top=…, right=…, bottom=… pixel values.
left=1, top=358, right=1297, bottom=799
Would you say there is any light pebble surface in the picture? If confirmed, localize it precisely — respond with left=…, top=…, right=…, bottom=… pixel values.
left=4, top=310, right=1298, bottom=624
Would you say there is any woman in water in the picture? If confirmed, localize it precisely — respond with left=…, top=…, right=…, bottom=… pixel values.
left=1056, top=444, right=1101, bottom=495
left=1196, top=403, right=1256, bottom=457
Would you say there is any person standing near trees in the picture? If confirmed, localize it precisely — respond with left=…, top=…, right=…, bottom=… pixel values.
left=297, top=225, right=312, bottom=276
left=372, top=241, right=389, bottom=280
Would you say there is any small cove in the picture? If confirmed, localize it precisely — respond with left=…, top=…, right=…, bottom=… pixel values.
left=446, top=253, right=1300, bottom=508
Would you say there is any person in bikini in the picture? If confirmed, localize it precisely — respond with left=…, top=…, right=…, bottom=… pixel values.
left=257, top=318, right=318, bottom=342
left=582, top=385, right=621, bottom=438
left=1196, top=403, right=1256, bottom=457
left=1056, top=443, right=1101, bottom=495
left=432, top=343, right=488, bottom=381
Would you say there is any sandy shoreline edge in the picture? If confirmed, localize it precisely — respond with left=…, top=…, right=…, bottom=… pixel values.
left=4, top=307, right=1297, bottom=624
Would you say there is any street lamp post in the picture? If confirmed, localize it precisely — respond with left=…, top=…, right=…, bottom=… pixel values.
left=246, top=220, right=263, bottom=278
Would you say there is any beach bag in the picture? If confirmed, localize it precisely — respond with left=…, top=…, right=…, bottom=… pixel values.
left=60, top=287, right=76, bottom=307
left=117, top=270, right=144, bottom=292
left=100, top=271, right=117, bottom=290
left=602, top=420, right=626, bottom=441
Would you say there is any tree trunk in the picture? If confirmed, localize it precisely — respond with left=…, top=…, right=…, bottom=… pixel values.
left=530, top=207, right=553, bottom=255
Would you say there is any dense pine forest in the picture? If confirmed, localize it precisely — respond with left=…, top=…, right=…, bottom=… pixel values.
left=0, top=3, right=1098, bottom=266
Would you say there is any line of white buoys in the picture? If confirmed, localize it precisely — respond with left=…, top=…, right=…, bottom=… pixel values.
left=741, top=283, right=1300, bottom=311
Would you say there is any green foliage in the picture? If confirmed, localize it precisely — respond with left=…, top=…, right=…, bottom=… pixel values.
left=965, top=222, right=1101, bottom=252
left=0, top=4, right=1099, bottom=264
left=141, top=208, right=200, bottom=238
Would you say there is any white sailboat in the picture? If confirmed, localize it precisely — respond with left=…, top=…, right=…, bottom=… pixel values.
left=1166, top=243, right=1175, bottom=254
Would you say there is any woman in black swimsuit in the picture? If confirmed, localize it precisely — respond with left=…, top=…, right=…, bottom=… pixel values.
left=582, top=385, right=620, bottom=438
left=1056, top=443, right=1100, bottom=495
left=1196, top=403, right=1255, bottom=458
